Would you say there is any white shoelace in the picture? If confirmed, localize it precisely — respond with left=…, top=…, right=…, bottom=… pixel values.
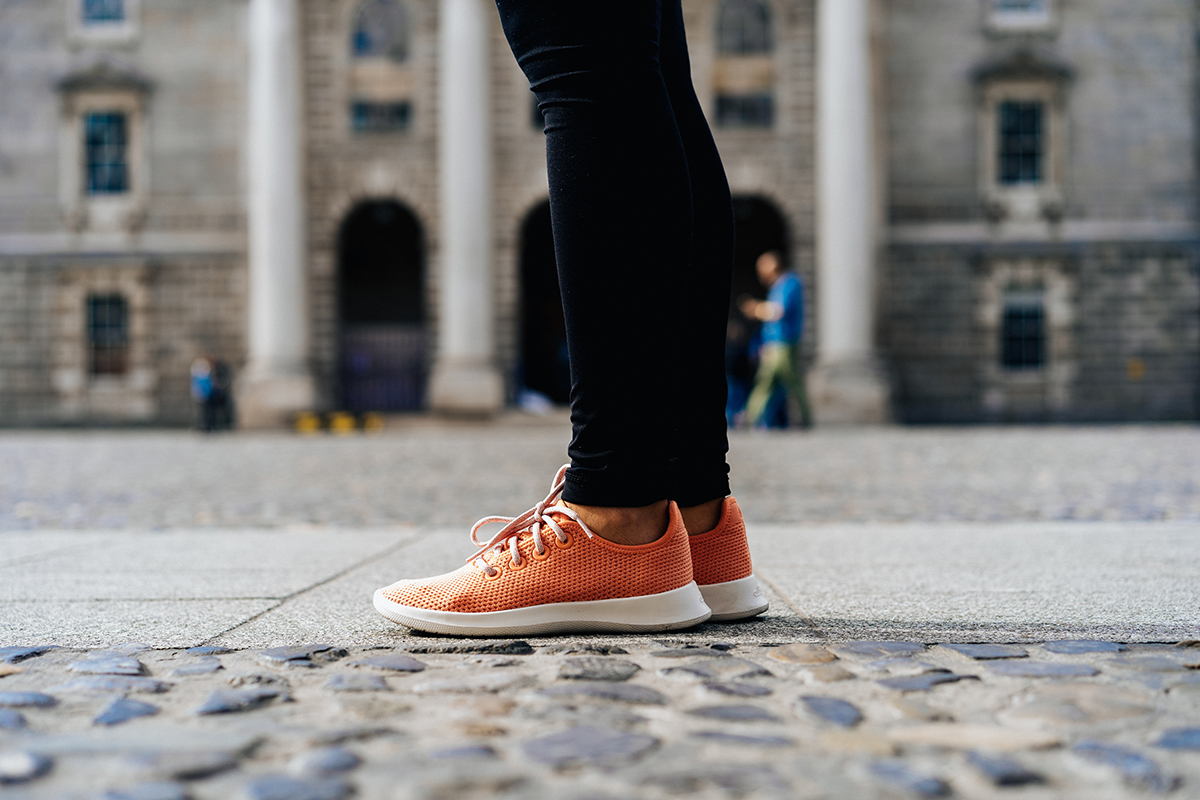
left=467, top=464, right=595, bottom=577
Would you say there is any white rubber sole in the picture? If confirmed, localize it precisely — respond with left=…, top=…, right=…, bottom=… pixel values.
left=373, top=581, right=712, bottom=636
left=699, top=574, right=769, bottom=622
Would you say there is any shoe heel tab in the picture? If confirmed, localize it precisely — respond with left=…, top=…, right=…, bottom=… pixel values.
left=666, top=501, right=688, bottom=539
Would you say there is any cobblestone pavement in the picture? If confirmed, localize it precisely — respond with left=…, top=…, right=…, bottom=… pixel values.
left=1, top=638, right=1199, bottom=799
left=1, top=420, right=1199, bottom=530
left=2, top=422, right=1199, bottom=798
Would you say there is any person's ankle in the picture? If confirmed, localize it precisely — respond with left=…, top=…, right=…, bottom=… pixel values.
left=679, top=498, right=723, bottom=535
left=563, top=500, right=669, bottom=546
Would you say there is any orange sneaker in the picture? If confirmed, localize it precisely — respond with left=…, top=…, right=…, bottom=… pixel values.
left=373, top=465, right=711, bottom=636
left=686, top=497, right=769, bottom=621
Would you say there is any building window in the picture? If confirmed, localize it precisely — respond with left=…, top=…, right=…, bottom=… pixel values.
left=351, top=101, right=411, bottom=133
left=349, top=0, right=413, bottom=134
left=82, top=0, right=124, bottom=23
left=998, top=101, right=1042, bottom=185
left=714, top=0, right=774, bottom=129
left=85, top=112, right=128, bottom=195
left=88, top=294, right=130, bottom=376
left=1000, top=291, right=1045, bottom=370
left=718, top=0, right=772, bottom=54
left=987, top=0, right=1054, bottom=32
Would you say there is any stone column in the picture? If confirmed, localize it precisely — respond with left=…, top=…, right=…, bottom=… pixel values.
left=428, top=0, right=504, bottom=415
left=238, top=0, right=314, bottom=428
left=812, top=0, right=890, bottom=423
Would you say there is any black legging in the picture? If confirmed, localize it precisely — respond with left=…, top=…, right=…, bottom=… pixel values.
left=496, top=0, right=734, bottom=508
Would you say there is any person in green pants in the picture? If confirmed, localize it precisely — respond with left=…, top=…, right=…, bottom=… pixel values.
left=739, top=251, right=812, bottom=429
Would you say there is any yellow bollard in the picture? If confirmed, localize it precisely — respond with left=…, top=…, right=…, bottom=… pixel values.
left=294, top=412, right=321, bottom=435
left=362, top=412, right=386, bottom=433
left=328, top=411, right=357, bottom=435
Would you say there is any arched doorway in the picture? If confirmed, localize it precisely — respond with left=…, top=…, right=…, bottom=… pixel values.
left=337, top=200, right=426, bottom=410
left=518, top=201, right=571, bottom=405
left=727, top=195, right=790, bottom=424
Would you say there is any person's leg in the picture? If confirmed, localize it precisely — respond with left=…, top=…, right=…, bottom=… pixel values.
left=786, top=346, right=813, bottom=427
left=496, top=0, right=692, bottom=539
left=745, top=345, right=784, bottom=427
left=657, top=0, right=735, bottom=534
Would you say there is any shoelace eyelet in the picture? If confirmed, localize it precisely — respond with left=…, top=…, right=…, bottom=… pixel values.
left=531, top=546, right=551, bottom=561
left=553, top=534, right=573, bottom=550
left=482, top=565, right=503, bottom=581
left=508, top=555, right=528, bottom=572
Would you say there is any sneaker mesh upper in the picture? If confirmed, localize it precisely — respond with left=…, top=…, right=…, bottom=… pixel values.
left=687, top=496, right=754, bottom=586
left=381, top=506, right=694, bottom=614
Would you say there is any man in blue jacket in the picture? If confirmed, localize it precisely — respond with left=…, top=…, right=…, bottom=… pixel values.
left=739, top=250, right=812, bottom=429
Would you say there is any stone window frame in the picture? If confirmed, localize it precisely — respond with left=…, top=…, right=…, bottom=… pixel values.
left=68, top=0, right=142, bottom=46
left=346, top=0, right=415, bottom=136
left=52, top=264, right=157, bottom=422
left=984, top=0, right=1057, bottom=35
left=57, top=65, right=151, bottom=232
left=973, top=53, right=1071, bottom=224
left=711, top=0, right=778, bottom=130
left=977, top=256, right=1076, bottom=417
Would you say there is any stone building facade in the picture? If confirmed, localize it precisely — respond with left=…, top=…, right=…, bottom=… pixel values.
left=0, top=0, right=1194, bottom=426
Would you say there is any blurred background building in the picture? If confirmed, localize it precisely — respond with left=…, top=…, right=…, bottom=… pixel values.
left=0, top=0, right=1196, bottom=427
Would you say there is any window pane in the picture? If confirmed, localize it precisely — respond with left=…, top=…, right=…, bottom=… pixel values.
left=88, top=294, right=129, bottom=376
left=716, top=94, right=774, bottom=128
left=1001, top=295, right=1045, bottom=370
left=717, top=0, right=772, bottom=54
left=83, top=0, right=124, bottom=22
left=85, top=112, right=129, bottom=195
left=352, top=0, right=409, bottom=61
left=998, top=101, right=1042, bottom=185
left=351, top=101, right=411, bottom=132
left=993, top=0, right=1047, bottom=12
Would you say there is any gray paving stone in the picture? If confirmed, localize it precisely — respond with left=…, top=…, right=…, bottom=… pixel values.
left=940, top=644, right=1028, bottom=660
left=868, top=760, right=950, bottom=797
left=835, top=641, right=925, bottom=659
left=1155, top=728, right=1200, bottom=751
left=411, top=673, right=534, bottom=694
left=641, top=764, right=790, bottom=794
left=185, top=646, right=233, bottom=656
left=258, top=645, right=348, bottom=668
left=660, top=657, right=770, bottom=681
left=194, top=687, right=287, bottom=715
left=105, top=644, right=153, bottom=656
left=0, top=691, right=57, bottom=707
left=323, top=674, right=388, bottom=692
left=244, top=775, right=354, bottom=800
left=69, top=656, right=147, bottom=676
left=863, top=657, right=947, bottom=676
left=1107, top=656, right=1189, bottom=672
left=522, top=725, right=658, bottom=768
left=966, top=751, right=1045, bottom=786
left=94, top=697, right=159, bottom=726
left=404, top=641, right=532, bottom=655
left=1043, top=640, right=1126, bottom=654
left=171, top=657, right=223, bottom=676
left=101, top=781, right=191, bottom=800
left=701, top=681, right=772, bottom=697
left=799, top=696, right=862, bottom=727
left=123, top=751, right=238, bottom=781
left=458, top=655, right=522, bottom=668
left=688, top=731, right=791, bottom=747
left=51, top=677, right=171, bottom=694
left=290, top=746, right=362, bottom=776
left=989, top=661, right=1099, bottom=678
left=537, top=682, right=668, bottom=705
left=0, top=646, right=60, bottom=664
left=539, top=645, right=627, bottom=656
left=877, top=673, right=976, bottom=692
left=0, top=750, right=52, bottom=784
left=228, top=673, right=290, bottom=689
left=0, top=709, right=27, bottom=729
left=428, top=744, right=499, bottom=760
left=1071, top=740, right=1180, bottom=793
left=767, top=643, right=836, bottom=664
left=350, top=654, right=426, bottom=672
left=650, top=647, right=730, bottom=658
left=686, top=704, right=781, bottom=723
left=557, top=657, right=640, bottom=682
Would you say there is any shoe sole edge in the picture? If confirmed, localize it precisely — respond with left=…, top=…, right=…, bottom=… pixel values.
left=698, top=574, right=769, bottom=622
left=373, top=581, right=712, bottom=637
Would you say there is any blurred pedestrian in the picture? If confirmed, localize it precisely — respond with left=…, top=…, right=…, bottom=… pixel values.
left=373, top=0, right=769, bottom=635
left=190, top=356, right=215, bottom=432
left=739, top=251, right=812, bottom=429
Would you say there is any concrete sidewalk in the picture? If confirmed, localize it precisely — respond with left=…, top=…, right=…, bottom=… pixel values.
left=4, top=520, right=1196, bottom=648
